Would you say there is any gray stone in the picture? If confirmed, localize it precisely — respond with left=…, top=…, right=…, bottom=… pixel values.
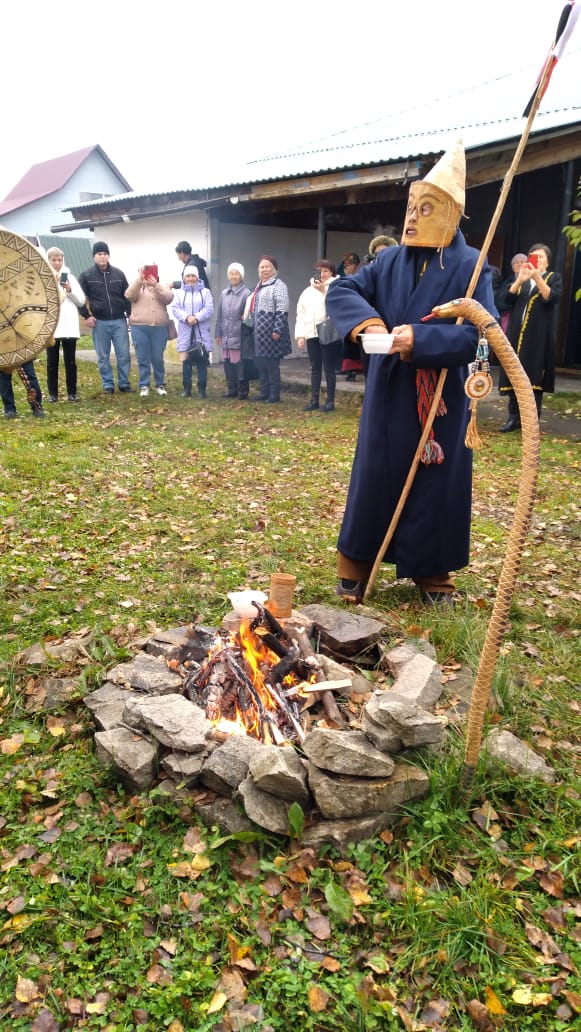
left=302, top=812, right=399, bottom=851
left=201, top=735, right=264, bottom=797
left=94, top=727, right=157, bottom=792
left=85, top=682, right=132, bottom=730
left=381, top=639, right=437, bottom=677
left=145, top=639, right=182, bottom=663
left=363, top=692, right=445, bottom=748
left=36, top=676, right=78, bottom=711
left=237, top=778, right=294, bottom=835
left=107, top=652, right=183, bottom=695
left=123, top=693, right=211, bottom=752
left=389, top=654, right=443, bottom=708
left=249, top=745, right=310, bottom=806
left=194, top=796, right=256, bottom=835
left=484, top=730, right=556, bottom=783
left=298, top=604, right=387, bottom=657
left=308, top=761, right=429, bottom=819
left=160, top=751, right=206, bottom=785
left=316, top=654, right=370, bottom=696
left=360, top=711, right=403, bottom=754
left=16, top=630, right=94, bottom=667
left=302, top=728, right=395, bottom=777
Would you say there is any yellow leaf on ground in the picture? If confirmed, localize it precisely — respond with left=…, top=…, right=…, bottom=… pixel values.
left=16, top=975, right=40, bottom=1003
left=167, top=1021, right=184, bottom=1032
left=207, top=990, right=228, bottom=1014
left=512, top=987, right=552, bottom=1006
left=308, top=985, right=330, bottom=1012
left=484, top=986, right=507, bottom=1014
left=1, top=734, right=24, bottom=755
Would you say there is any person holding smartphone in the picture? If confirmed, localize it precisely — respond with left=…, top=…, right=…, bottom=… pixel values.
left=125, top=265, right=173, bottom=397
left=497, top=243, right=562, bottom=431
left=45, top=247, right=85, bottom=402
left=295, top=260, right=340, bottom=411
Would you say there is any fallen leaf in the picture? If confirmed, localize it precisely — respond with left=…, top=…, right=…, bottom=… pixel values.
left=512, top=987, right=552, bottom=1006
left=538, top=869, right=564, bottom=898
left=484, top=985, right=507, bottom=1014
left=16, top=975, right=40, bottom=1003
left=308, top=985, right=330, bottom=1012
left=207, top=990, right=228, bottom=1014
left=466, top=999, right=496, bottom=1031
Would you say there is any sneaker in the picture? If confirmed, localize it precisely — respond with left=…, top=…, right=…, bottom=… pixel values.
left=119, top=386, right=134, bottom=393
left=48, top=394, right=58, bottom=403
left=32, top=407, right=45, bottom=418
left=322, top=401, right=335, bottom=412
left=140, top=386, right=150, bottom=398
left=181, top=390, right=192, bottom=398
left=197, top=390, right=207, bottom=400
left=4, top=410, right=17, bottom=419
left=336, top=578, right=367, bottom=604
left=67, top=394, right=79, bottom=402
left=155, top=386, right=167, bottom=396
left=103, top=387, right=114, bottom=394
left=222, top=391, right=237, bottom=398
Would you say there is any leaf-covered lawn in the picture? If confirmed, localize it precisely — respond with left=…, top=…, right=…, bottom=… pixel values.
left=0, top=361, right=579, bottom=1030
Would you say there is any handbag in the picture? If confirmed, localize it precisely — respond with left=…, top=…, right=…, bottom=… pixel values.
left=167, top=319, right=177, bottom=340
left=188, top=325, right=210, bottom=365
left=316, top=317, right=341, bottom=347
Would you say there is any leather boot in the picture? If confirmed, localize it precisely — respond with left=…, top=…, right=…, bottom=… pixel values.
left=499, top=416, right=521, bottom=432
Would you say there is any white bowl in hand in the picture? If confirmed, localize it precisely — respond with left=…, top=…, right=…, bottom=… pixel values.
left=360, top=334, right=394, bottom=354
left=228, top=590, right=268, bottom=619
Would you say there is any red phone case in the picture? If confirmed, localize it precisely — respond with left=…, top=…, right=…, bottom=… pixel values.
left=527, top=254, right=538, bottom=268
left=143, top=265, right=158, bottom=280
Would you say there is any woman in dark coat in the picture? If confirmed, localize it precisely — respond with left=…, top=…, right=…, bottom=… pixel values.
left=498, top=243, right=562, bottom=431
left=247, top=255, right=291, bottom=403
left=325, top=139, right=497, bottom=605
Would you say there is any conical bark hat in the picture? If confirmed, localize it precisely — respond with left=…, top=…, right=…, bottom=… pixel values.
left=0, top=229, right=60, bottom=371
left=423, top=138, right=465, bottom=211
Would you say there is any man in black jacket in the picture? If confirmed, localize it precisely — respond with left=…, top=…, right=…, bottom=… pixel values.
left=79, top=242, right=132, bottom=393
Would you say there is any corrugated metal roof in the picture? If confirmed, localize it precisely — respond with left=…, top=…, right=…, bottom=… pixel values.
left=61, top=54, right=581, bottom=210
left=35, top=235, right=94, bottom=279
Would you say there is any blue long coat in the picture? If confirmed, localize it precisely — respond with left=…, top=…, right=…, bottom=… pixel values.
left=325, top=231, right=496, bottom=580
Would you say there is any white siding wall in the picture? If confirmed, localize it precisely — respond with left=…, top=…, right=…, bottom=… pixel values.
left=0, top=153, right=129, bottom=237
left=65, top=211, right=369, bottom=361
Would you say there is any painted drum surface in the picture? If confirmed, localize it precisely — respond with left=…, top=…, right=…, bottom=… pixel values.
left=0, top=230, right=60, bottom=370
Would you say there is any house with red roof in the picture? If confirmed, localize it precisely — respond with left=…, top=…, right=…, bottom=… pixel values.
left=0, top=145, right=131, bottom=237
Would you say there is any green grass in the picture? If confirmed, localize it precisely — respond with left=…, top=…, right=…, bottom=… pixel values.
left=0, top=360, right=579, bottom=1030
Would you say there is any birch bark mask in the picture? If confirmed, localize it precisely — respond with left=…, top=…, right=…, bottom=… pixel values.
left=402, top=139, right=465, bottom=250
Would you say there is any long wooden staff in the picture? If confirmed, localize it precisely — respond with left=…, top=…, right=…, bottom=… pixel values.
left=363, top=19, right=572, bottom=601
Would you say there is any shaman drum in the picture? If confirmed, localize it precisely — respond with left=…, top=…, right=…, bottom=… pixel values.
left=0, top=229, right=60, bottom=371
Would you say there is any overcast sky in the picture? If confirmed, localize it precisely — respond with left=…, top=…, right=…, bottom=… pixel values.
left=1, top=0, right=579, bottom=201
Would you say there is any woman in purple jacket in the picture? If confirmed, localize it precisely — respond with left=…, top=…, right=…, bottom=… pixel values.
left=171, top=267, right=214, bottom=399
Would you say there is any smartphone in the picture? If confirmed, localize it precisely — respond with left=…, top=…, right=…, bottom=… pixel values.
left=59, top=271, right=68, bottom=285
left=313, top=269, right=322, bottom=282
left=527, top=253, right=539, bottom=268
left=143, top=264, right=159, bottom=280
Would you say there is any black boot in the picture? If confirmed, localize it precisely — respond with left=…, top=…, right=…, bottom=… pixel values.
left=304, top=399, right=320, bottom=411
left=499, top=416, right=521, bottom=432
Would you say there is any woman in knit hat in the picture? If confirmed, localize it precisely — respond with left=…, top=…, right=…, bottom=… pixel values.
left=214, top=263, right=252, bottom=399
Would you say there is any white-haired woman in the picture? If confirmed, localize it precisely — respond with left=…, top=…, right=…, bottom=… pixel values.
left=46, top=247, right=85, bottom=402
left=214, top=263, right=251, bottom=398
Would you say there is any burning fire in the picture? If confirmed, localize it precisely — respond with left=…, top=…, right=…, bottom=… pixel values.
left=185, top=612, right=314, bottom=744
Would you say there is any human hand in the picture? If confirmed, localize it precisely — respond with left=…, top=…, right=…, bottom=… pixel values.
left=272, top=332, right=280, bottom=340
left=187, top=316, right=197, bottom=325
left=391, top=324, right=414, bottom=361
left=86, top=316, right=96, bottom=329
left=297, top=337, right=306, bottom=350
left=143, top=275, right=157, bottom=287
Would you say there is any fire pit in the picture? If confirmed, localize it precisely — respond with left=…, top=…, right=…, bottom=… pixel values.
left=86, top=605, right=446, bottom=849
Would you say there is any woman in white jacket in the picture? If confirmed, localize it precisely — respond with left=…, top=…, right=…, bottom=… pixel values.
left=295, top=260, right=340, bottom=412
left=46, top=247, right=85, bottom=402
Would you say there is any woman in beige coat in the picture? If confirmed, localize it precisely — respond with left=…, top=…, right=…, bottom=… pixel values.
left=125, top=266, right=173, bottom=396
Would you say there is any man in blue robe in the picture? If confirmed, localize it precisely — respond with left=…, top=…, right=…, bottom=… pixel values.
left=326, top=141, right=497, bottom=605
